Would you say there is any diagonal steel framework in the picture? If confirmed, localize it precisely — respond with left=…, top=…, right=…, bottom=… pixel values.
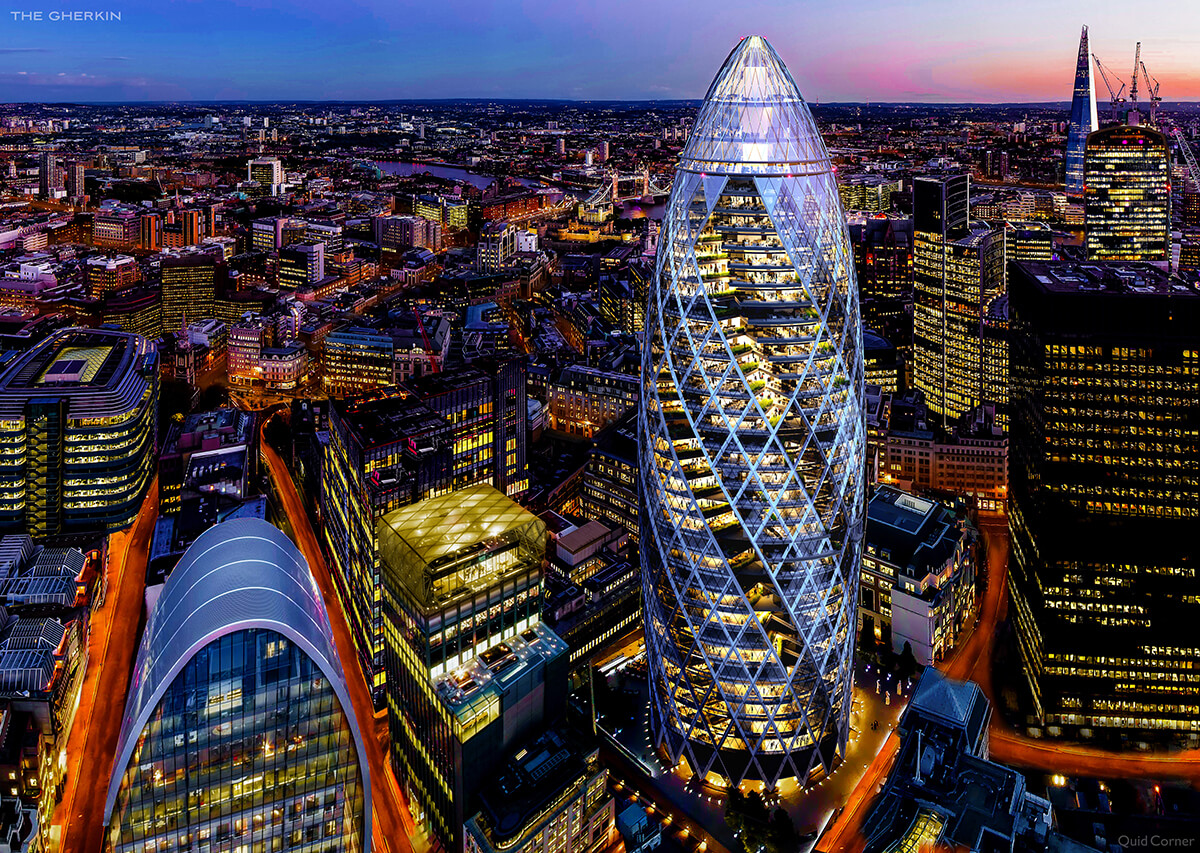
left=639, top=35, right=865, bottom=788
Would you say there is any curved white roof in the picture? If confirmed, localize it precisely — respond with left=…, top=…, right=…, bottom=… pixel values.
left=103, top=518, right=371, bottom=849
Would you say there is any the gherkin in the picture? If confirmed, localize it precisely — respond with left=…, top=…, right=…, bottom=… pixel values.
left=639, top=35, right=865, bottom=787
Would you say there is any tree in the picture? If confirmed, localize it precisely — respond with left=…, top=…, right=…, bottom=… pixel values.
left=724, top=787, right=745, bottom=833
left=899, top=641, right=920, bottom=681
left=765, top=808, right=800, bottom=853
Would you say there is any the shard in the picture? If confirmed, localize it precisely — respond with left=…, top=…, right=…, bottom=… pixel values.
left=639, top=35, right=865, bottom=787
left=1066, top=25, right=1099, bottom=197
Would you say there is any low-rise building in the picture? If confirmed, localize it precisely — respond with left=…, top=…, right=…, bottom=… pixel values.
left=860, top=486, right=976, bottom=666
left=547, top=364, right=638, bottom=438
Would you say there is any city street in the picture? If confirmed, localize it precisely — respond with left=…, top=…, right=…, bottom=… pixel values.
left=57, top=480, right=158, bottom=853
left=260, top=416, right=428, bottom=853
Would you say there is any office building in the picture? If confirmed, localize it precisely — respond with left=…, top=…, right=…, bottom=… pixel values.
left=92, top=207, right=140, bottom=249
left=162, top=208, right=202, bottom=248
left=580, top=409, right=639, bottom=545
left=323, top=313, right=452, bottom=397
left=321, top=362, right=529, bottom=703
left=159, top=407, right=254, bottom=516
left=1084, top=125, right=1170, bottom=263
left=862, top=670, right=1056, bottom=853
left=859, top=486, right=976, bottom=666
left=463, top=731, right=617, bottom=853
left=246, top=156, right=284, bottom=195
left=640, top=36, right=866, bottom=787
left=227, top=315, right=271, bottom=385
left=103, top=519, right=371, bottom=853
left=838, top=175, right=902, bottom=212
left=913, top=175, right=1007, bottom=429
left=849, top=217, right=914, bottom=347
left=547, top=365, right=638, bottom=438
left=0, top=328, right=158, bottom=537
left=1009, top=261, right=1200, bottom=737
left=161, top=254, right=221, bottom=332
left=65, top=161, right=85, bottom=199
left=478, top=221, right=518, bottom=271
left=85, top=255, right=138, bottom=299
left=306, top=220, right=344, bottom=253
left=880, top=395, right=1009, bottom=513
left=380, top=486, right=566, bottom=850
left=1065, top=26, right=1099, bottom=198
left=279, top=241, right=325, bottom=290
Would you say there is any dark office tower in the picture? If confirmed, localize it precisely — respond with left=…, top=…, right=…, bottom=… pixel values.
left=1065, top=25, right=1098, bottom=198
left=0, top=329, right=158, bottom=537
left=913, top=175, right=1007, bottom=429
left=38, top=151, right=59, bottom=198
left=179, top=208, right=201, bottom=246
left=161, top=254, right=220, bottom=331
left=1084, top=125, right=1170, bottom=262
left=1009, top=261, right=1200, bottom=739
left=103, top=519, right=372, bottom=853
left=641, top=35, right=865, bottom=788
left=848, top=217, right=915, bottom=347
left=1178, top=189, right=1200, bottom=282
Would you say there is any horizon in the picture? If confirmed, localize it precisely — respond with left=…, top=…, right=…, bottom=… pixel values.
left=2, top=0, right=1199, bottom=103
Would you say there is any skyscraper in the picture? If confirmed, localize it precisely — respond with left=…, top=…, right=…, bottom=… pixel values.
left=1008, top=261, right=1200, bottom=738
left=912, top=175, right=1007, bottom=429
left=1084, top=125, right=1170, bottom=263
left=639, top=36, right=866, bottom=787
left=103, top=519, right=371, bottom=853
left=1065, top=25, right=1098, bottom=198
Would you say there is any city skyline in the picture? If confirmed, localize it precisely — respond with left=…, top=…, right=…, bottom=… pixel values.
left=3, top=0, right=1200, bottom=103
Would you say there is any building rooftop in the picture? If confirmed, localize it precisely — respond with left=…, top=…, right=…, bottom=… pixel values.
left=431, top=621, right=566, bottom=721
left=866, top=486, right=965, bottom=579
left=378, top=484, right=546, bottom=610
left=1015, top=260, right=1197, bottom=297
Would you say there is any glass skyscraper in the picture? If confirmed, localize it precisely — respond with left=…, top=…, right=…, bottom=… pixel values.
left=639, top=35, right=866, bottom=787
left=104, top=519, right=371, bottom=853
left=1065, top=25, right=1098, bottom=198
left=1084, top=124, right=1171, bottom=262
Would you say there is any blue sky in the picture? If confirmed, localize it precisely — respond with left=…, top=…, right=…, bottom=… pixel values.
left=2, top=0, right=1198, bottom=102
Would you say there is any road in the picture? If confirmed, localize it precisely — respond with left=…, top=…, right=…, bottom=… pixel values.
left=57, top=480, right=158, bottom=853
left=260, top=415, right=424, bottom=853
left=815, top=515, right=1009, bottom=853
left=818, top=515, right=1200, bottom=851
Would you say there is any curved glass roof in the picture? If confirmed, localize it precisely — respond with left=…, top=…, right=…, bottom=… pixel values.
left=102, top=518, right=371, bottom=848
left=679, top=35, right=830, bottom=177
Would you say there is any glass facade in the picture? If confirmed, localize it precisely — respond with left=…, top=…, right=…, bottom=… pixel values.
left=1065, top=25, right=1098, bottom=198
left=105, top=629, right=367, bottom=853
left=1008, top=262, right=1200, bottom=738
left=0, top=328, right=158, bottom=537
left=639, top=36, right=865, bottom=787
left=1084, top=125, right=1170, bottom=262
left=104, top=518, right=371, bottom=853
left=912, top=176, right=1007, bottom=430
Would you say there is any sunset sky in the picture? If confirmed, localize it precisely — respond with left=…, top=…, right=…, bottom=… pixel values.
left=2, top=0, right=1198, bottom=103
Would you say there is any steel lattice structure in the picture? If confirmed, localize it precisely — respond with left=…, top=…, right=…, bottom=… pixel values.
left=639, top=35, right=865, bottom=788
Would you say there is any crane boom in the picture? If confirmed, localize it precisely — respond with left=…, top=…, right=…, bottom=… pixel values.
left=1130, top=42, right=1141, bottom=105
left=1174, top=128, right=1200, bottom=193
left=1092, top=53, right=1126, bottom=122
left=1140, top=60, right=1162, bottom=126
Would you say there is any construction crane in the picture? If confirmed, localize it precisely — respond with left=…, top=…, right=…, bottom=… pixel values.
left=413, top=308, right=440, bottom=374
left=1173, top=128, right=1200, bottom=193
left=1140, top=59, right=1162, bottom=126
left=1092, top=53, right=1126, bottom=122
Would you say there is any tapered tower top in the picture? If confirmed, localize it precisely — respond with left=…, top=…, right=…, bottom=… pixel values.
left=680, top=35, right=832, bottom=177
